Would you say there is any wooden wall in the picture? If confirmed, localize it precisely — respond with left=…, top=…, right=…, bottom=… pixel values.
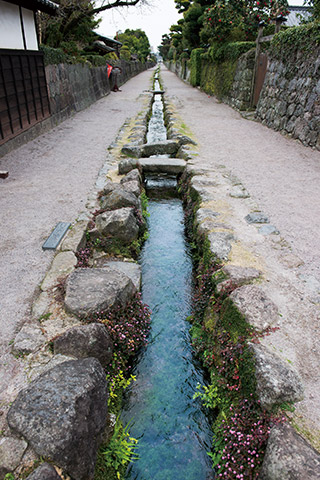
left=0, top=50, right=50, bottom=145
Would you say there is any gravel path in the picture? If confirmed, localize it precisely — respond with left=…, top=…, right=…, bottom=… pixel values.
left=0, top=68, right=153, bottom=356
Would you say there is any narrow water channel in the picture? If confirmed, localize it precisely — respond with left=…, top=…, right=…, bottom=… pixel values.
left=122, top=196, right=214, bottom=480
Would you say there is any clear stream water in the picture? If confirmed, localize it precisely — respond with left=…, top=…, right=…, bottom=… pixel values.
left=121, top=76, right=214, bottom=480
left=122, top=198, right=214, bottom=480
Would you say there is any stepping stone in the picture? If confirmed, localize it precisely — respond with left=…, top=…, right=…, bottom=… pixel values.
left=64, top=267, right=136, bottom=318
left=139, top=158, right=186, bottom=175
left=259, top=225, right=279, bottom=235
left=245, top=212, right=269, bottom=224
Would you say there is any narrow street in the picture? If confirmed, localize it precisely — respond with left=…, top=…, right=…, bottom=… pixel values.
left=0, top=64, right=319, bottom=446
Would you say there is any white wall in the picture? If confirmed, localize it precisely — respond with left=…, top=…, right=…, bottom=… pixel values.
left=22, top=7, right=38, bottom=50
left=0, top=1, right=24, bottom=49
left=0, top=1, right=38, bottom=50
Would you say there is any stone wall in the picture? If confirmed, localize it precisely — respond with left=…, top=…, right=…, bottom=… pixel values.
left=227, top=49, right=255, bottom=111
left=46, top=64, right=111, bottom=120
left=255, top=45, right=320, bottom=149
left=166, top=49, right=255, bottom=111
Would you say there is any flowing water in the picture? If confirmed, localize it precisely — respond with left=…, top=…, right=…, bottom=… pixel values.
left=122, top=197, right=214, bottom=480
left=121, top=74, right=214, bottom=480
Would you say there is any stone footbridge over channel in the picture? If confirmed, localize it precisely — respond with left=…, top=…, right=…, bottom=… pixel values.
left=0, top=65, right=319, bottom=477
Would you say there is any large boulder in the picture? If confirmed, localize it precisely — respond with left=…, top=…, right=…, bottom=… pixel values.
left=260, top=423, right=320, bottom=479
left=251, top=343, right=304, bottom=409
left=54, top=323, right=113, bottom=365
left=64, top=267, right=136, bottom=318
left=100, top=187, right=139, bottom=211
left=95, top=208, right=139, bottom=243
left=230, top=285, right=279, bottom=330
left=7, top=358, right=108, bottom=480
left=26, top=463, right=62, bottom=480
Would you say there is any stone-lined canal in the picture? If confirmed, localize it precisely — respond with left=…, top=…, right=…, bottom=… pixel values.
left=122, top=196, right=213, bottom=480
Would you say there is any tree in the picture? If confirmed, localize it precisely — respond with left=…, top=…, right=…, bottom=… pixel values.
left=39, top=0, right=150, bottom=48
left=117, top=29, right=151, bottom=61
left=158, top=33, right=171, bottom=59
left=172, top=0, right=214, bottom=53
left=304, top=0, right=320, bottom=20
left=202, top=0, right=289, bottom=42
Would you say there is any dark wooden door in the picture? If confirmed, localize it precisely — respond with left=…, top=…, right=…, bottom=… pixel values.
left=0, top=50, right=50, bottom=145
left=253, top=52, right=268, bottom=106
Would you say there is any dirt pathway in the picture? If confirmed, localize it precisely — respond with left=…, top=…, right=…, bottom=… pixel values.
left=160, top=65, right=320, bottom=446
left=0, top=68, right=153, bottom=358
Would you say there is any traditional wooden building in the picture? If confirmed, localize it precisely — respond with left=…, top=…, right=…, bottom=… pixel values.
left=0, top=0, right=58, bottom=145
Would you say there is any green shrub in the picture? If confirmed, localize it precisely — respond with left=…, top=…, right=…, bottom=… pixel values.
left=271, top=22, right=320, bottom=59
left=39, top=44, right=70, bottom=66
left=120, top=46, right=131, bottom=61
left=208, top=41, right=255, bottom=63
left=190, top=48, right=204, bottom=87
left=82, top=55, right=106, bottom=67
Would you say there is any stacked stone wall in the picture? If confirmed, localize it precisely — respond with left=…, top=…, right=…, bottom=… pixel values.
left=227, top=49, right=255, bottom=111
left=255, top=46, right=320, bottom=149
left=46, top=60, right=154, bottom=121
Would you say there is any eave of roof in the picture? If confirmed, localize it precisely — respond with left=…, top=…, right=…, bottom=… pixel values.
left=93, top=41, right=116, bottom=53
left=93, top=31, right=123, bottom=47
left=4, top=0, right=59, bottom=15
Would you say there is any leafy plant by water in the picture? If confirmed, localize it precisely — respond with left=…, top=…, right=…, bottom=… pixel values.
left=101, top=417, right=139, bottom=480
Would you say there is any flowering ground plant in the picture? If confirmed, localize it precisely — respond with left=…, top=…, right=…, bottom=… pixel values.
left=189, top=260, right=284, bottom=478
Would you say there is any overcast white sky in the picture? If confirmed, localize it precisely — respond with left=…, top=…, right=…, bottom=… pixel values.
left=96, top=0, right=305, bottom=53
